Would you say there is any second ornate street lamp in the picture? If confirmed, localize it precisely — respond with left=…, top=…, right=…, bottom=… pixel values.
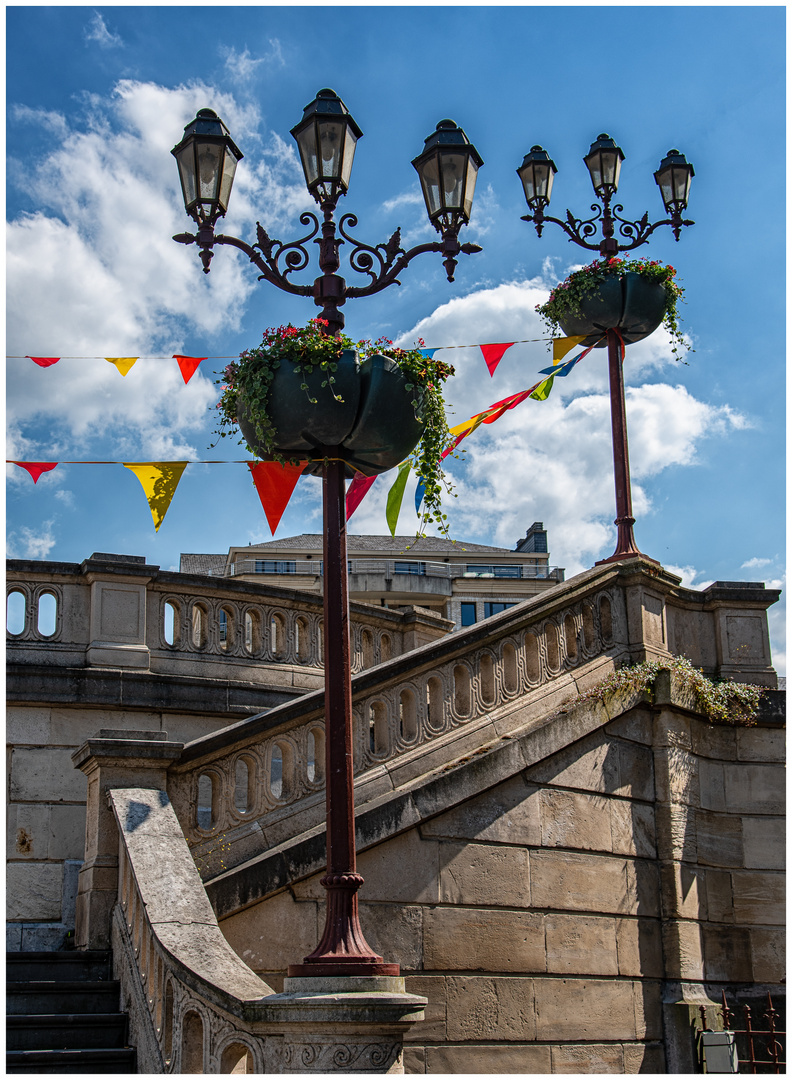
left=172, top=90, right=483, bottom=977
left=518, top=134, right=695, bottom=562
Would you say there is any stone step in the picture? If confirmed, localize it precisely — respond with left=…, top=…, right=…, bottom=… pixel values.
left=7, top=1012, right=129, bottom=1051
left=6, top=950, right=112, bottom=983
left=6, top=981, right=120, bottom=1015
left=6, top=1047, right=137, bottom=1074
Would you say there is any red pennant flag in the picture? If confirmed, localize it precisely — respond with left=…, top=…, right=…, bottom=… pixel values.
left=479, top=342, right=514, bottom=377
left=11, top=461, right=58, bottom=483
left=248, top=461, right=306, bottom=534
left=173, top=355, right=206, bottom=384
left=346, top=473, right=378, bottom=519
left=26, top=357, right=60, bottom=368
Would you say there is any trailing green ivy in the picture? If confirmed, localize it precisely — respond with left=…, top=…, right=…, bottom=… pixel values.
left=567, top=655, right=764, bottom=726
left=212, top=319, right=457, bottom=533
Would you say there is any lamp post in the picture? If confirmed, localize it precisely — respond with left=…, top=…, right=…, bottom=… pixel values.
left=518, top=135, right=695, bottom=563
left=172, top=91, right=483, bottom=977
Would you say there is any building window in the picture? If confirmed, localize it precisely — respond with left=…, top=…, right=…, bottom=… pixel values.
left=461, top=602, right=477, bottom=627
left=466, top=564, right=522, bottom=578
left=394, top=561, right=426, bottom=575
left=255, top=560, right=296, bottom=574
left=484, top=602, right=515, bottom=618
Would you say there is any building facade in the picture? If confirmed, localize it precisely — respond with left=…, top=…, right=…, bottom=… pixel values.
left=181, top=522, right=564, bottom=630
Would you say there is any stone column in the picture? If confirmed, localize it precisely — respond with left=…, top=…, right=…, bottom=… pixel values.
left=83, top=554, right=156, bottom=669
left=72, top=730, right=183, bottom=950
left=260, top=976, right=426, bottom=1074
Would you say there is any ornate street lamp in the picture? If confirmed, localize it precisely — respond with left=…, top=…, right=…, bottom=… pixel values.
left=518, top=135, right=694, bottom=563
left=173, top=91, right=483, bottom=978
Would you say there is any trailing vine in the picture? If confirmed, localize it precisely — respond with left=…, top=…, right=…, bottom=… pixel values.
left=566, top=655, right=764, bottom=726
left=212, top=319, right=457, bottom=532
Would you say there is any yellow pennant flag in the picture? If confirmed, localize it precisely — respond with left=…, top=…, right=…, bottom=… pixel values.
left=106, top=357, right=138, bottom=377
left=552, top=336, right=586, bottom=365
left=124, top=462, right=188, bottom=532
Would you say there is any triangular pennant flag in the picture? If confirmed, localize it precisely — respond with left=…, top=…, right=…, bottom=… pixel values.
left=479, top=342, right=515, bottom=377
left=417, top=348, right=438, bottom=360
left=124, top=462, right=188, bottom=532
left=174, top=355, right=207, bottom=384
left=552, top=336, right=586, bottom=364
left=106, top=357, right=138, bottom=377
left=415, top=477, right=427, bottom=515
left=248, top=461, right=306, bottom=535
left=346, top=473, right=378, bottom=519
left=539, top=344, right=596, bottom=378
left=385, top=462, right=411, bottom=536
left=529, top=375, right=554, bottom=401
left=11, top=461, right=58, bottom=483
left=26, top=357, right=60, bottom=368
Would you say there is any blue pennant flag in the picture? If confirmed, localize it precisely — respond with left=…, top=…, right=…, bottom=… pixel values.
left=415, top=478, right=427, bottom=514
left=417, top=348, right=438, bottom=360
left=539, top=352, right=583, bottom=378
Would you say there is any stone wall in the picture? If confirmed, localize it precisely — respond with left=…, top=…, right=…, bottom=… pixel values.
left=217, top=695, right=785, bottom=1073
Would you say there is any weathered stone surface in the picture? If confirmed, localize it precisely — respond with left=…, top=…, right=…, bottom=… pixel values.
left=403, top=976, right=446, bottom=1042
left=661, top=863, right=707, bottom=920
left=220, top=889, right=320, bottom=973
left=742, top=816, right=786, bottom=870
left=702, top=925, right=753, bottom=981
left=723, top=764, right=785, bottom=815
left=402, top=1046, right=425, bottom=1073
left=438, top=842, right=529, bottom=908
left=419, top=774, right=541, bottom=846
left=534, top=977, right=639, bottom=1040
left=545, top=914, right=617, bottom=976
left=423, top=908, right=545, bottom=972
left=654, top=802, right=697, bottom=862
left=298, top=831, right=442, bottom=905
left=696, top=810, right=744, bottom=867
left=656, top=745, right=700, bottom=807
left=551, top=1043, right=625, bottom=1073
left=662, top=920, right=703, bottom=980
left=540, top=788, right=614, bottom=853
left=704, top=868, right=734, bottom=923
left=445, top=976, right=535, bottom=1041
left=7, top=803, right=50, bottom=860
left=615, top=918, right=664, bottom=978
left=530, top=850, right=659, bottom=917
left=7, top=861, right=63, bottom=920
left=609, top=799, right=656, bottom=858
left=731, top=870, right=785, bottom=925
left=691, top=723, right=737, bottom=761
left=359, top=903, right=423, bottom=972
left=10, top=747, right=87, bottom=802
left=623, top=1042, right=666, bottom=1073
left=736, top=725, right=785, bottom=762
left=525, top=729, right=619, bottom=795
left=6, top=706, right=51, bottom=745
left=606, top=708, right=653, bottom=746
left=632, top=978, right=663, bottom=1039
left=750, top=927, right=786, bottom=983
left=425, top=1043, right=552, bottom=1073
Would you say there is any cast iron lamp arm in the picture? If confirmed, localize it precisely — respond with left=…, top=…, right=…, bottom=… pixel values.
left=343, top=223, right=482, bottom=297
left=521, top=202, right=695, bottom=253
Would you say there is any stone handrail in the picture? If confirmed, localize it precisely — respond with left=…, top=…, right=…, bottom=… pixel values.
left=6, top=555, right=452, bottom=686
left=109, top=786, right=277, bottom=1073
left=166, top=559, right=780, bottom=877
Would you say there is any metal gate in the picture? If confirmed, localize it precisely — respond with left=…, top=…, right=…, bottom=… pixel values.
left=697, top=991, right=785, bottom=1073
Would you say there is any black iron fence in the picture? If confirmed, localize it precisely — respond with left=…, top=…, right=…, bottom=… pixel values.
left=698, top=991, right=785, bottom=1073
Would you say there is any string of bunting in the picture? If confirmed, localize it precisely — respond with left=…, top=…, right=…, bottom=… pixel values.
left=9, top=335, right=602, bottom=536
left=15, top=333, right=588, bottom=381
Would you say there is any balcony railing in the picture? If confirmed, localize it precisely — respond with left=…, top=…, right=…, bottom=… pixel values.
left=221, top=557, right=564, bottom=582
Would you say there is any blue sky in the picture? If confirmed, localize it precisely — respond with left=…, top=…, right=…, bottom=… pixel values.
left=6, top=6, right=786, bottom=670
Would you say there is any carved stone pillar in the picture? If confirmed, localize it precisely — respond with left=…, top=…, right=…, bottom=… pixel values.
left=261, top=976, right=426, bottom=1074
left=72, top=730, right=183, bottom=950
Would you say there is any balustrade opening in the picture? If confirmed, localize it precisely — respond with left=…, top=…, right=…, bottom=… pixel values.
left=564, top=613, right=578, bottom=661
left=369, top=701, right=388, bottom=755
left=380, top=633, right=392, bottom=662
left=426, top=676, right=443, bottom=729
left=191, top=604, right=208, bottom=649
left=307, top=727, right=325, bottom=782
left=181, top=1011, right=204, bottom=1073
left=270, top=746, right=283, bottom=799
left=37, top=592, right=57, bottom=637
left=163, top=600, right=179, bottom=646
left=196, top=774, right=214, bottom=830
left=234, top=758, right=252, bottom=814
left=599, top=595, right=613, bottom=640
left=545, top=622, right=560, bottom=671
left=6, top=590, right=26, bottom=636
left=399, top=689, right=418, bottom=741
left=220, top=1042, right=254, bottom=1074
left=525, top=631, right=541, bottom=683
left=361, top=629, right=374, bottom=669
left=453, top=665, right=471, bottom=716
left=479, top=653, right=495, bottom=704
left=503, top=642, right=518, bottom=692
left=582, top=604, right=596, bottom=651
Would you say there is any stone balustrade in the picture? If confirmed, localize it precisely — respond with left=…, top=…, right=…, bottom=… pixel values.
left=166, top=560, right=780, bottom=878
left=6, top=554, right=452, bottom=691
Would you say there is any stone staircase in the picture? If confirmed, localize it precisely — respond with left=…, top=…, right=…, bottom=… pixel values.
left=6, top=951, right=136, bottom=1074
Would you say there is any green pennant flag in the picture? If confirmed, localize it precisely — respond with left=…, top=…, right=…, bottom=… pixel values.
left=385, top=461, right=411, bottom=536
left=529, top=375, right=554, bottom=401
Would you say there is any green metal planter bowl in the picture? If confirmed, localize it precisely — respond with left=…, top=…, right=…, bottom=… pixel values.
left=558, top=271, right=668, bottom=347
left=238, top=351, right=425, bottom=478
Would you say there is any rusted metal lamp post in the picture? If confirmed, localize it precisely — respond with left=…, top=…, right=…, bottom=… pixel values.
left=172, top=91, right=483, bottom=976
left=517, top=136, right=695, bottom=562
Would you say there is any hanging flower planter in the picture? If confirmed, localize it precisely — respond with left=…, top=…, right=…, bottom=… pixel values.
left=536, top=257, right=690, bottom=359
left=214, top=320, right=456, bottom=526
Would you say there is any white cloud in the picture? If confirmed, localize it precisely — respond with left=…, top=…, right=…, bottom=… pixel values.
left=220, top=41, right=285, bottom=82
left=7, top=79, right=312, bottom=460
left=665, top=565, right=714, bottom=591
left=8, top=522, right=58, bottom=560
left=742, top=556, right=774, bottom=569
left=84, top=12, right=123, bottom=49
